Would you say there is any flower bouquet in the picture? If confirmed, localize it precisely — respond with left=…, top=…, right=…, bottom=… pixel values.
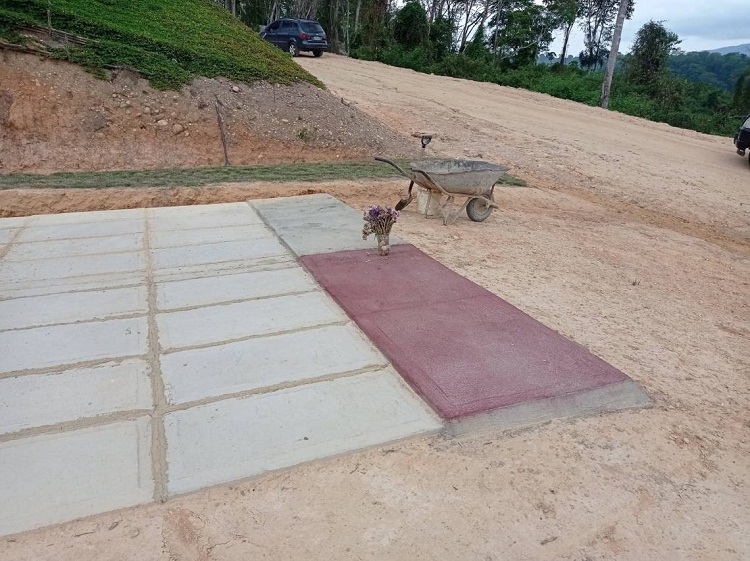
left=362, top=205, right=399, bottom=256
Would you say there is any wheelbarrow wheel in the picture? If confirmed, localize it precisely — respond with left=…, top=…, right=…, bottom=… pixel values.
left=466, top=195, right=494, bottom=222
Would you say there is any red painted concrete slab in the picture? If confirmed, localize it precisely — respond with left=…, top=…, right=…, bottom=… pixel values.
left=301, top=244, right=632, bottom=420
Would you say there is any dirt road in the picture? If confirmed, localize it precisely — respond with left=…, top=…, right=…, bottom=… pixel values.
left=3, top=57, right=750, bottom=561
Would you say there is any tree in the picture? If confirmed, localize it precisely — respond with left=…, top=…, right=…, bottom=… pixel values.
left=393, top=1, right=429, bottom=49
left=626, top=20, right=680, bottom=88
left=578, top=0, right=633, bottom=70
left=600, top=0, right=630, bottom=108
left=735, top=68, right=750, bottom=112
left=487, top=0, right=552, bottom=68
left=543, top=0, right=581, bottom=65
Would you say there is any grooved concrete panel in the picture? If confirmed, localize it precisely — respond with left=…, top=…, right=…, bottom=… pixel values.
left=148, top=204, right=263, bottom=232
left=151, top=238, right=287, bottom=270
left=0, top=360, right=152, bottom=435
left=156, top=267, right=317, bottom=311
left=0, top=317, right=148, bottom=373
left=302, top=245, right=648, bottom=420
left=151, top=224, right=272, bottom=249
left=156, top=292, right=344, bottom=350
left=0, top=230, right=14, bottom=245
left=160, top=324, right=385, bottom=404
left=16, top=219, right=144, bottom=243
left=164, top=370, right=440, bottom=495
left=5, top=234, right=144, bottom=261
left=0, top=419, right=153, bottom=536
left=0, top=252, right=146, bottom=284
left=0, top=287, right=148, bottom=331
left=28, top=209, right=144, bottom=226
left=0, top=217, right=28, bottom=229
left=252, top=194, right=404, bottom=257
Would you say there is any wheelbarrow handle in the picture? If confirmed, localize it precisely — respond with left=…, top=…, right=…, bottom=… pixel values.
left=374, top=157, right=410, bottom=178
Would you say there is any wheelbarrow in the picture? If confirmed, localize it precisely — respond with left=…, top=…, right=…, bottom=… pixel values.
left=375, top=157, right=508, bottom=224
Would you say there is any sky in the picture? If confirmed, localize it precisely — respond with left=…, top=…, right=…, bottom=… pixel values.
left=549, top=0, right=750, bottom=55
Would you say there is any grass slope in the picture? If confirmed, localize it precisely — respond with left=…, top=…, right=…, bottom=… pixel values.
left=0, top=0, right=321, bottom=89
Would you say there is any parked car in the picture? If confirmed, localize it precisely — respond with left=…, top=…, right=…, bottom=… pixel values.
left=734, top=114, right=750, bottom=165
left=260, top=19, right=327, bottom=57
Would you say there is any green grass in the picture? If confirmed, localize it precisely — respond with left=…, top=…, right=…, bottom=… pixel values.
left=0, top=0, right=321, bottom=89
left=0, top=161, right=527, bottom=190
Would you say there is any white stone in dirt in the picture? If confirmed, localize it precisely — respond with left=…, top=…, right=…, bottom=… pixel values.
left=0, top=286, right=148, bottom=331
left=156, top=119, right=168, bottom=127
left=156, top=267, right=317, bottom=310
left=0, top=317, right=148, bottom=373
left=160, top=324, right=385, bottom=404
left=0, top=359, right=152, bottom=435
left=164, top=370, right=440, bottom=495
left=172, top=124, right=184, bottom=135
left=156, top=291, right=344, bottom=350
left=0, top=418, right=153, bottom=536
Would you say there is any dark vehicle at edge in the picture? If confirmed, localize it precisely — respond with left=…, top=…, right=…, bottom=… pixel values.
left=260, top=19, right=327, bottom=57
left=734, top=114, right=750, bottom=165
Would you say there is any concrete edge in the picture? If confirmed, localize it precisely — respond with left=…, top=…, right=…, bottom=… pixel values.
left=443, top=379, right=653, bottom=438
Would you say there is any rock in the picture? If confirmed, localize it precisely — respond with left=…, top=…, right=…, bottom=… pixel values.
left=281, top=118, right=289, bottom=123
left=143, top=107, right=151, bottom=114
left=172, top=123, right=184, bottom=134
left=156, top=119, right=168, bottom=127
left=232, top=85, right=240, bottom=93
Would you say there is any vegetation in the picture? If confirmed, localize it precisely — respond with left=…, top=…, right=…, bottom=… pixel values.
left=0, top=161, right=526, bottom=190
left=0, top=0, right=321, bottom=89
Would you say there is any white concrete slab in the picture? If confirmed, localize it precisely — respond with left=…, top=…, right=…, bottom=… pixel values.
left=0, top=360, right=152, bottom=435
left=157, top=292, right=344, bottom=351
left=0, top=418, right=153, bottom=536
left=156, top=267, right=317, bottom=311
left=148, top=203, right=254, bottom=219
left=0, top=229, right=15, bottom=246
left=0, top=217, right=28, bottom=230
left=0, top=287, right=148, bottom=331
left=160, top=324, right=385, bottom=404
left=0, top=317, right=148, bottom=373
left=150, top=224, right=272, bottom=249
left=28, top=208, right=144, bottom=226
left=148, top=204, right=262, bottom=232
left=5, top=234, right=144, bottom=261
left=16, top=219, right=144, bottom=242
left=0, top=252, right=145, bottom=285
left=164, top=370, right=440, bottom=495
left=0, top=273, right=146, bottom=300
left=151, top=255, right=296, bottom=284
left=150, top=238, right=287, bottom=270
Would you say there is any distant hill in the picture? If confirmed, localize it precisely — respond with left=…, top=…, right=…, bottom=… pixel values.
left=708, top=43, right=750, bottom=56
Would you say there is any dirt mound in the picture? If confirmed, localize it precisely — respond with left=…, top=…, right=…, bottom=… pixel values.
left=0, top=51, right=417, bottom=173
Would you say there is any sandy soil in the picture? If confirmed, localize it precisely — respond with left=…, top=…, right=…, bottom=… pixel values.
left=3, top=56, right=750, bottom=560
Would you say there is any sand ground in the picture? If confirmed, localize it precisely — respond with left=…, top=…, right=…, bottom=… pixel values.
left=2, top=55, right=749, bottom=560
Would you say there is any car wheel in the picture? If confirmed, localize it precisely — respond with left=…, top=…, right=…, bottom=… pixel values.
left=313, top=50, right=323, bottom=57
left=288, top=42, right=299, bottom=57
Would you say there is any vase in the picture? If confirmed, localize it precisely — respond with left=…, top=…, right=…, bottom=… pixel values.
left=376, top=232, right=390, bottom=256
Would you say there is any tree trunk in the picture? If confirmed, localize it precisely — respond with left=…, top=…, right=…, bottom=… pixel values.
left=601, top=0, right=628, bottom=109
left=558, top=22, right=572, bottom=65
left=353, top=0, right=362, bottom=34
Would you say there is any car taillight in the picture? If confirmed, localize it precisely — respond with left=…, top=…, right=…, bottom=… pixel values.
left=300, top=33, right=309, bottom=39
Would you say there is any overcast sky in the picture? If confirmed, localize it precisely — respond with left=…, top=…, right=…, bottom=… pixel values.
left=550, top=0, right=750, bottom=55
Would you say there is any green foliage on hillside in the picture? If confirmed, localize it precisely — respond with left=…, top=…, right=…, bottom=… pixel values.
left=0, top=0, right=321, bottom=89
left=670, top=51, right=750, bottom=92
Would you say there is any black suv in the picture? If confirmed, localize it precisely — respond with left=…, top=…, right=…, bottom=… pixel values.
left=261, top=19, right=327, bottom=57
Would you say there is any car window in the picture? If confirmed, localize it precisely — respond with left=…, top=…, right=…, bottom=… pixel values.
left=266, top=21, right=280, bottom=32
left=281, top=21, right=296, bottom=31
left=300, top=22, right=324, bottom=34
left=743, top=115, right=750, bottom=129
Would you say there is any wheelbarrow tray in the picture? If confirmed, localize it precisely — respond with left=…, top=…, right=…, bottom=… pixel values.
left=409, top=159, right=508, bottom=197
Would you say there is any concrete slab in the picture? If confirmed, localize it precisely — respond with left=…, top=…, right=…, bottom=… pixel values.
left=148, top=203, right=255, bottom=220
left=16, top=219, right=144, bottom=243
left=0, top=317, right=148, bottom=373
left=5, top=234, right=144, bottom=261
left=160, top=324, right=386, bottom=404
left=0, top=273, right=147, bottom=300
left=150, top=238, right=287, bottom=270
left=148, top=204, right=262, bottom=232
left=28, top=208, right=144, bottom=226
left=0, top=217, right=28, bottom=230
left=301, top=244, right=650, bottom=421
left=252, top=194, right=404, bottom=257
left=156, top=292, right=344, bottom=351
left=150, top=224, right=272, bottom=249
left=0, top=418, right=153, bottom=536
left=0, top=229, right=15, bottom=246
left=0, top=360, right=152, bottom=435
left=0, top=287, right=148, bottom=331
left=0, top=251, right=145, bottom=285
left=164, top=370, right=440, bottom=495
left=151, top=254, right=296, bottom=285
left=156, top=267, right=317, bottom=311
